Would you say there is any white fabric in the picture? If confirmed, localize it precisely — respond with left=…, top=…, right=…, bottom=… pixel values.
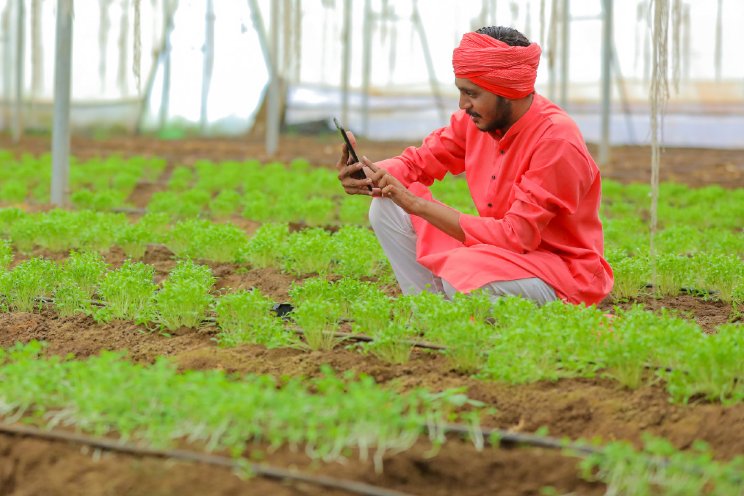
left=369, top=197, right=557, bottom=305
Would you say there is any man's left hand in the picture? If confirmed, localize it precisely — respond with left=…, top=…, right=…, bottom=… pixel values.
left=362, top=157, right=423, bottom=215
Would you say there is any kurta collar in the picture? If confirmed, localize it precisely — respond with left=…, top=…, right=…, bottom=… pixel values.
left=490, top=93, right=542, bottom=151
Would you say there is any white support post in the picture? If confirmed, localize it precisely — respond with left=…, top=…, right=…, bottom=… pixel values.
left=51, top=0, right=73, bottom=207
left=158, top=0, right=176, bottom=129
left=599, top=0, right=613, bottom=166
left=247, top=0, right=276, bottom=153
left=558, top=0, right=569, bottom=108
left=714, top=0, right=722, bottom=81
left=2, top=6, right=11, bottom=130
left=200, top=0, right=215, bottom=134
left=361, top=0, right=372, bottom=135
left=266, top=0, right=280, bottom=156
left=340, top=0, right=352, bottom=125
left=12, top=0, right=25, bottom=143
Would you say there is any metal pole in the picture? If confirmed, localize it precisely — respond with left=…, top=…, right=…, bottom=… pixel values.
left=340, top=0, right=352, bottom=125
left=248, top=0, right=279, bottom=155
left=558, top=0, right=569, bottom=108
left=598, top=0, right=613, bottom=166
left=12, top=0, right=25, bottom=142
left=51, top=0, right=73, bottom=207
left=158, top=0, right=176, bottom=129
left=361, top=0, right=372, bottom=135
left=2, top=5, right=12, bottom=130
left=714, top=0, right=722, bottom=81
left=247, top=0, right=272, bottom=73
left=266, top=0, right=280, bottom=156
left=200, top=0, right=215, bottom=134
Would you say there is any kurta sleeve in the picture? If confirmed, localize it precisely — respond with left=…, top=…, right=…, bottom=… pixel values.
left=459, top=139, right=595, bottom=252
left=375, top=111, right=469, bottom=187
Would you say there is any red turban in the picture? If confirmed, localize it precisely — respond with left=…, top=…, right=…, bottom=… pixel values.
left=452, top=33, right=542, bottom=99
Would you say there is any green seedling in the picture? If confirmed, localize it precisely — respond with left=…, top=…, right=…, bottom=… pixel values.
left=663, top=324, right=744, bottom=404
left=282, top=228, right=334, bottom=276
left=116, top=223, right=151, bottom=259
left=0, top=344, right=482, bottom=472
left=243, top=223, right=289, bottom=269
left=0, top=180, right=28, bottom=203
left=167, top=166, right=194, bottom=192
left=607, top=253, right=650, bottom=300
left=97, top=260, right=156, bottom=322
left=291, top=299, right=342, bottom=351
left=209, top=190, right=241, bottom=219
left=54, top=279, right=92, bottom=318
left=331, top=226, right=389, bottom=279
left=580, top=434, right=744, bottom=495
left=63, top=251, right=108, bottom=297
left=0, top=239, right=12, bottom=269
left=155, top=260, right=215, bottom=330
left=0, top=258, right=59, bottom=312
left=214, top=289, right=291, bottom=348
left=301, top=197, right=335, bottom=226
left=338, top=196, right=369, bottom=225
left=361, top=321, right=415, bottom=364
left=241, top=191, right=272, bottom=222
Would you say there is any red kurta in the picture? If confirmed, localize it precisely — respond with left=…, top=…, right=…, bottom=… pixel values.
left=376, top=94, right=613, bottom=305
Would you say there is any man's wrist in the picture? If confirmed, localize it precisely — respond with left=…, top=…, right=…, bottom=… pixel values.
left=409, top=196, right=427, bottom=216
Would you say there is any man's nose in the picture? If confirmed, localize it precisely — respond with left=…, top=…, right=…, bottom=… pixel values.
left=458, top=95, right=470, bottom=110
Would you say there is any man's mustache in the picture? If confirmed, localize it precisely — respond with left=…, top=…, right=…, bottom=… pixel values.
left=466, top=111, right=481, bottom=118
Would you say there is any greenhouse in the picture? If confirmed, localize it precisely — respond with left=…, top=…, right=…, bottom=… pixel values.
left=0, top=0, right=742, bottom=494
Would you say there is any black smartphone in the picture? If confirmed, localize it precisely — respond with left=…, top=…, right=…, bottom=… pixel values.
left=333, top=117, right=367, bottom=180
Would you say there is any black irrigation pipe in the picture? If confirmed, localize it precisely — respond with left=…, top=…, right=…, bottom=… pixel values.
left=438, top=423, right=599, bottom=456
left=9, top=415, right=734, bottom=486
left=0, top=423, right=413, bottom=496
left=439, top=423, right=744, bottom=485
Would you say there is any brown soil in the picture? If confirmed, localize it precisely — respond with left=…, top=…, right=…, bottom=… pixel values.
left=0, top=132, right=742, bottom=495
left=0, top=433, right=603, bottom=496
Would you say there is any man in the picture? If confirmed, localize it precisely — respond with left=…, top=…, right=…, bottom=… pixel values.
left=336, top=26, right=613, bottom=306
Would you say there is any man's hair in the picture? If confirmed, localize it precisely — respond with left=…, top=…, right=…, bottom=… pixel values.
left=475, top=26, right=531, bottom=47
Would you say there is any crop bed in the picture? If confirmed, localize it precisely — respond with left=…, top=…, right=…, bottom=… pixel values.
left=0, top=134, right=741, bottom=495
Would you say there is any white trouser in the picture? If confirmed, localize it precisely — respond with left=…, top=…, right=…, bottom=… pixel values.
left=368, top=197, right=557, bottom=306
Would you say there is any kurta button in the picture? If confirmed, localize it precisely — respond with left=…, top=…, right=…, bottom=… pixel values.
left=491, top=175, right=495, bottom=180
left=487, top=203, right=492, bottom=207
left=500, top=150, right=505, bottom=154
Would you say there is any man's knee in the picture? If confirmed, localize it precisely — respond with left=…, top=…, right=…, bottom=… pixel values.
left=369, top=197, right=402, bottom=231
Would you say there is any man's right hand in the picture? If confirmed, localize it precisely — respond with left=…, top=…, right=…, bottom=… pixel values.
left=336, top=132, right=375, bottom=196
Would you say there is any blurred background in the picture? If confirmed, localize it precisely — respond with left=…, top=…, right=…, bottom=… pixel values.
left=0, top=0, right=743, bottom=148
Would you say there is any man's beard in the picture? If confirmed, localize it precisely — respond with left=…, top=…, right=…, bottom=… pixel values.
left=469, top=98, right=513, bottom=133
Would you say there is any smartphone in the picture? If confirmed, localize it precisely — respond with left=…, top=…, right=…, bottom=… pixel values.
left=333, top=117, right=367, bottom=181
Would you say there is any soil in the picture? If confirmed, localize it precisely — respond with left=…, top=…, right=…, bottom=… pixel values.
left=0, top=132, right=742, bottom=495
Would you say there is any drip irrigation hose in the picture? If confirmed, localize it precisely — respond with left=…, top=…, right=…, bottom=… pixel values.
left=438, top=423, right=599, bottom=456
left=0, top=423, right=413, bottom=496
left=436, top=423, right=744, bottom=485
left=2, top=418, right=741, bottom=490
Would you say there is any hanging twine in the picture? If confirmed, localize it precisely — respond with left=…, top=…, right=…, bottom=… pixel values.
left=650, top=0, right=670, bottom=288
